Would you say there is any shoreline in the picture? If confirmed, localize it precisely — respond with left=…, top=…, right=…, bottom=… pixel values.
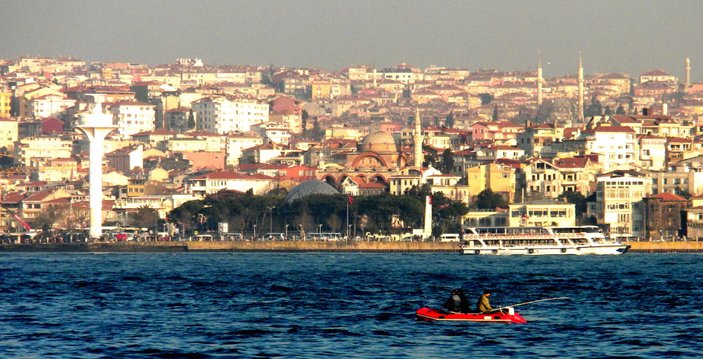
left=0, top=240, right=702, bottom=253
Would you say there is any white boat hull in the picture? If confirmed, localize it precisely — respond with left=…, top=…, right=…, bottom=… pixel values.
left=460, top=244, right=630, bottom=255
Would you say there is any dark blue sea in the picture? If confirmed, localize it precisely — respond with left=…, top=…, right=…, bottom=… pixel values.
left=0, top=253, right=701, bottom=358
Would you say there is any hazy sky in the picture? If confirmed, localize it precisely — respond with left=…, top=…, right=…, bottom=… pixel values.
left=2, top=0, right=702, bottom=79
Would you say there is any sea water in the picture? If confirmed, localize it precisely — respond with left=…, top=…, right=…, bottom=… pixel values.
left=0, top=253, right=701, bottom=358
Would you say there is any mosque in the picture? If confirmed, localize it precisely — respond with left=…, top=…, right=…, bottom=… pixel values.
left=318, top=109, right=424, bottom=188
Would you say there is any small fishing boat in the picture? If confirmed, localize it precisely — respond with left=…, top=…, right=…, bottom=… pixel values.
left=415, top=297, right=569, bottom=324
left=415, top=307, right=527, bottom=324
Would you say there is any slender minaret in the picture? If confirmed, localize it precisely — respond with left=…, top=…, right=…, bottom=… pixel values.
left=537, top=51, right=543, bottom=106
left=372, top=68, right=377, bottom=87
left=413, top=107, right=423, bottom=168
left=76, top=103, right=116, bottom=239
left=685, top=57, right=691, bottom=88
left=577, top=51, right=585, bottom=123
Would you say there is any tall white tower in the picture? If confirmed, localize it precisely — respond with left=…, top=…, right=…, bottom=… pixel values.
left=685, top=57, right=691, bottom=88
left=76, top=103, right=116, bottom=239
left=537, top=51, right=543, bottom=107
left=413, top=107, right=423, bottom=168
left=577, top=51, right=585, bottom=123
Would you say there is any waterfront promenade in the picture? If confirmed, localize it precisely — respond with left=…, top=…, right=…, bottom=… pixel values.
left=0, top=240, right=702, bottom=253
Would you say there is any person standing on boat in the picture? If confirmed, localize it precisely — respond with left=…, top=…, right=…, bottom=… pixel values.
left=477, top=290, right=494, bottom=313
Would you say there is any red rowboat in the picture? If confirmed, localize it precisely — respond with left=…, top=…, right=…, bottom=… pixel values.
left=415, top=307, right=527, bottom=324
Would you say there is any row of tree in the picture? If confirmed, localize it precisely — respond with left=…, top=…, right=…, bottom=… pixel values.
left=166, top=186, right=480, bottom=237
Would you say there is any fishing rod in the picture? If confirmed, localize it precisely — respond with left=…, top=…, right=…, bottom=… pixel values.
left=497, top=297, right=570, bottom=310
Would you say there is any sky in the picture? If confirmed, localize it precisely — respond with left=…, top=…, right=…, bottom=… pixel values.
left=2, top=0, right=702, bottom=79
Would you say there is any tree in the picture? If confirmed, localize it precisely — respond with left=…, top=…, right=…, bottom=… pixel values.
left=492, top=104, right=499, bottom=122
left=558, top=191, right=587, bottom=218
left=187, top=110, right=196, bottom=130
left=301, top=109, right=309, bottom=134
left=585, top=96, right=603, bottom=117
left=440, top=148, right=454, bottom=174
left=616, top=104, right=626, bottom=115
left=445, top=112, right=455, bottom=128
left=473, top=188, right=508, bottom=210
left=130, top=206, right=161, bottom=231
left=479, top=93, right=493, bottom=105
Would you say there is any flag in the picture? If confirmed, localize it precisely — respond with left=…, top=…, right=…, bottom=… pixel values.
left=347, top=194, right=354, bottom=205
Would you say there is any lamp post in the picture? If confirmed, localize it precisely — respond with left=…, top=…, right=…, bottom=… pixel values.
left=285, top=224, right=289, bottom=241
left=253, top=224, right=257, bottom=240
left=267, top=206, right=275, bottom=237
left=318, top=224, right=323, bottom=240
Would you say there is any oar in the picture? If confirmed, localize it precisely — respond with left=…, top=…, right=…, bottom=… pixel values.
left=497, top=297, right=570, bottom=310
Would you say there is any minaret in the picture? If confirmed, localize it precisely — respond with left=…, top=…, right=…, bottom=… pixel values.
left=76, top=103, right=116, bottom=239
left=537, top=51, right=543, bottom=107
left=372, top=68, right=377, bottom=88
left=577, top=51, right=585, bottom=123
left=413, top=107, right=423, bottom=168
left=685, top=57, right=691, bottom=88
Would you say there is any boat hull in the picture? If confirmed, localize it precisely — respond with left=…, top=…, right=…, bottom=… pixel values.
left=415, top=307, right=527, bottom=324
left=460, top=244, right=630, bottom=255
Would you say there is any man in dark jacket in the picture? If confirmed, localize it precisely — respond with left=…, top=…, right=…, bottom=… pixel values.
left=444, top=289, right=462, bottom=312
left=477, top=290, right=494, bottom=313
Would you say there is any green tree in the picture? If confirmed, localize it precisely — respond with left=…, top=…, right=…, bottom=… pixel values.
left=473, top=188, right=508, bottom=210
left=187, top=110, right=196, bottom=130
left=445, top=112, right=455, bottom=128
left=301, top=109, right=309, bottom=134
left=479, top=93, right=493, bottom=105
left=585, top=96, right=603, bottom=117
left=616, top=104, right=626, bottom=115
left=492, top=104, right=499, bottom=122
left=558, top=191, right=587, bottom=218
left=440, top=148, right=454, bottom=174
left=130, top=205, right=161, bottom=231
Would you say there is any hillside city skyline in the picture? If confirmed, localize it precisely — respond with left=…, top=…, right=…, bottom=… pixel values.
left=1, top=50, right=702, bottom=243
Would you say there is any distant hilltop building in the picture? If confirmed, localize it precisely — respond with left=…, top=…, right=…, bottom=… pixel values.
left=175, top=58, right=204, bottom=67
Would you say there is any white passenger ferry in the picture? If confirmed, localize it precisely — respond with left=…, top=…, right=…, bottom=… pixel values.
left=459, top=226, right=630, bottom=255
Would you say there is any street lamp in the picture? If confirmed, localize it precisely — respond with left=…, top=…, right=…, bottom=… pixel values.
left=285, top=224, right=289, bottom=241
left=268, top=206, right=275, bottom=237
left=318, top=224, right=323, bottom=240
left=253, top=224, right=257, bottom=240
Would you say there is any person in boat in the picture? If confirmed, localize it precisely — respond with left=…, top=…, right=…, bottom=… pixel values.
left=477, top=290, right=494, bottom=313
left=444, top=289, right=470, bottom=313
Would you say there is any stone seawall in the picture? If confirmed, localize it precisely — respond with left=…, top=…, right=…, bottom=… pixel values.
left=0, top=240, right=701, bottom=253
left=627, top=241, right=703, bottom=253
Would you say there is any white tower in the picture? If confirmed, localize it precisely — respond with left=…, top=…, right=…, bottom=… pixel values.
left=537, top=51, right=543, bottom=107
left=578, top=51, right=585, bottom=123
left=423, top=195, right=432, bottom=239
left=76, top=103, right=116, bottom=239
left=685, top=57, right=691, bottom=88
left=413, top=107, right=423, bottom=168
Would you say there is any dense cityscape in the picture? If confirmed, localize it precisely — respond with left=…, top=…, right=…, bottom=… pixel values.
left=0, top=54, right=701, bottom=242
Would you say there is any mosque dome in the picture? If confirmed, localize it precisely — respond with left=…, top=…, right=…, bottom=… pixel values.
left=358, top=131, right=398, bottom=153
left=284, top=180, right=339, bottom=203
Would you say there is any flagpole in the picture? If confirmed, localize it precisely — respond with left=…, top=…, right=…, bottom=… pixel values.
left=346, top=196, right=350, bottom=240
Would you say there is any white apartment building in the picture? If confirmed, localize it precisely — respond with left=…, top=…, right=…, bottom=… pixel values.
left=186, top=171, right=273, bottom=197
left=27, top=94, right=76, bottom=119
left=192, top=96, right=269, bottom=134
left=639, top=135, right=667, bottom=171
left=583, top=126, right=639, bottom=172
left=110, top=101, right=156, bottom=137
left=0, top=119, right=19, bottom=151
left=14, top=136, right=73, bottom=167
left=225, top=135, right=264, bottom=167
left=588, top=172, right=652, bottom=239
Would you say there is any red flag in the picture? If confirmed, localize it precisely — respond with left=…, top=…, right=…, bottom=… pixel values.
left=347, top=194, right=354, bottom=204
